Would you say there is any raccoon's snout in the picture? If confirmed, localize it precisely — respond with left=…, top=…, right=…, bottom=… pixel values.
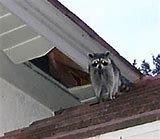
left=98, top=64, right=102, bottom=69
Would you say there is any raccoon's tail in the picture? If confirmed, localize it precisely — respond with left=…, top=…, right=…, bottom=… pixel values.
left=114, top=63, right=132, bottom=92
left=119, top=75, right=132, bottom=92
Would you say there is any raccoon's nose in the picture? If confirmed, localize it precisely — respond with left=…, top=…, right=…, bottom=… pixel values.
left=98, top=65, right=102, bottom=69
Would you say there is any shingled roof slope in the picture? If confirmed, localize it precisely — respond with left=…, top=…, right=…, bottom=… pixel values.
left=1, top=75, right=160, bottom=139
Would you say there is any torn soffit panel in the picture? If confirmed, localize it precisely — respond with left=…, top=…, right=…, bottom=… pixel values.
left=0, top=0, right=142, bottom=82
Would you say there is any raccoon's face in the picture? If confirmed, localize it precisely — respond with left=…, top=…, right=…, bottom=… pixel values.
left=88, top=51, right=111, bottom=70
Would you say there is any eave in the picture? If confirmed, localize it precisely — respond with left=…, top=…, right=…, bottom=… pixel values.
left=0, top=0, right=142, bottom=83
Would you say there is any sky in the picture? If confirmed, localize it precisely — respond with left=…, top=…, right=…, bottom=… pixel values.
left=59, top=0, right=160, bottom=68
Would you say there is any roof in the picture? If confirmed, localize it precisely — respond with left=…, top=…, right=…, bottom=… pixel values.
left=1, top=75, right=160, bottom=139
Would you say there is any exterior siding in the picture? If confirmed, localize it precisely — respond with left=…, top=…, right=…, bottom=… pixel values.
left=0, top=77, right=53, bottom=136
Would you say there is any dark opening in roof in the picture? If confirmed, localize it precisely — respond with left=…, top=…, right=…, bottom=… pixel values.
left=30, top=48, right=90, bottom=88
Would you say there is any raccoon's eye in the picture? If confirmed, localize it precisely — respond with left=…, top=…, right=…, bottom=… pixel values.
left=92, top=61, right=98, bottom=67
left=101, top=60, right=108, bottom=66
left=94, top=61, right=98, bottom=64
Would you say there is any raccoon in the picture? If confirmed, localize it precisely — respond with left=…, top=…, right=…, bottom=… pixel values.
left=88, top=51, right=121, bottom=101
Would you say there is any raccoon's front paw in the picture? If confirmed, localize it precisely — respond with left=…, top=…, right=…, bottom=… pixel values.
left=113, top=92, right=118, bottom=99
left=101, top=97, right=106, bottom=102
left=109, top=93, right=116, bottom=100
left=112, top=96, right=116, bottom=100
left=109, top=94, right=113, bottom=100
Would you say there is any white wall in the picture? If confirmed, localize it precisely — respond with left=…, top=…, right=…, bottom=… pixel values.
left=0, top=77, right=53, bottom=136
left=89, top=120, right=160, bottom=139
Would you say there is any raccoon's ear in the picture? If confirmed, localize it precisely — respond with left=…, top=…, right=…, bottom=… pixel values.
left=88, top=53, right=94, bottom=59
left=105, top=51, right=110, bottom=57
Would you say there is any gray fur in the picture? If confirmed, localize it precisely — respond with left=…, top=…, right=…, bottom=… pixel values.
left=88, top=51, right=121, bottom=101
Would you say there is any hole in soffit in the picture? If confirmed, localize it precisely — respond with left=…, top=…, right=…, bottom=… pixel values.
left=29, top=48, right=90, bottom=88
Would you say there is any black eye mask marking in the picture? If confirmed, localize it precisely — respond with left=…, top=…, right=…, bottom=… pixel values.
left=101, top=60, right=108, bottom=66
left=92, top=62, right=98, bottom=67
left=92, top=60, right=99, bottom=67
